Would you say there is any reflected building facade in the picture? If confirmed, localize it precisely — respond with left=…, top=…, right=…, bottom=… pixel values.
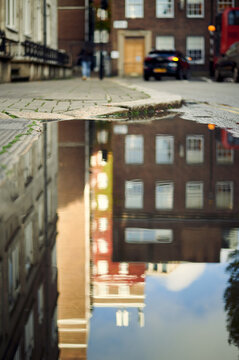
left=0, top=121, right=58, bottom=360
left=111, top=116, right=239, bottom=264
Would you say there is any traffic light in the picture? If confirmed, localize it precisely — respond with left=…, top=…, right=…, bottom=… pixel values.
left=101, top=0, right=108, bottom=9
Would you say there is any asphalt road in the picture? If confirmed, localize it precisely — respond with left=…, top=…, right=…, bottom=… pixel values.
left=120, top=76, right=239, bottom=137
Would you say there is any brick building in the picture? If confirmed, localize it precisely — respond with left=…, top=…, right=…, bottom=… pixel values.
left=109, top=0, right=239, bottom=76
left=0, top=120, right=59, bottom=359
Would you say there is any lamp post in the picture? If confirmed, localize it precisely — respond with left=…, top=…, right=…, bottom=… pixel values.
left=208, top=0, right=215, bottom=77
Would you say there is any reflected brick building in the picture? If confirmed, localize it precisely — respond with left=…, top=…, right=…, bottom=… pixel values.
left=0, top=121, right=58, bottom=359
left=110, top=116, right=239, bottom=263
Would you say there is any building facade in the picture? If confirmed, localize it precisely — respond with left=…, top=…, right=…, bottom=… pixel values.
left=0, top=0, right=70, bottom=82
left=0, top=120, right=59, bottom=359
left=109, top=0, right=239, bottom=76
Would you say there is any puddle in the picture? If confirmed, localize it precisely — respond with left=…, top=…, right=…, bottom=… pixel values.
left=1, top=114, right=239, bottom=359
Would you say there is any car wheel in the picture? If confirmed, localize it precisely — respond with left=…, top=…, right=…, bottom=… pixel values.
left=233, top=67, right=239, bottom=83
left=183, top=69, right=190, bottom=80
left=176, top=68, right=183, bottom=80
left=215, top=68, right=223, bottom=82
left=143, top=74, right=149, bottom=81
left=155, top=75, right=161, bottom=81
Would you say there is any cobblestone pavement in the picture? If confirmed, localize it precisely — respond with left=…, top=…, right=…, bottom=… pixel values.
left=0, top=77, right=149, bottom=120
left=0, top=77, right=182, bottom=121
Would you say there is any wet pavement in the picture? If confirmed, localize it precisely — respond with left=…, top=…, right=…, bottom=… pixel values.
left=0, top=77, right=239, bottom=360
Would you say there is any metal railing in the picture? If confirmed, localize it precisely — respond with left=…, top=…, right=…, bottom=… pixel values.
left=0, top=30, right=18, bottom=58
left=22, top=40, right=70, bottom=65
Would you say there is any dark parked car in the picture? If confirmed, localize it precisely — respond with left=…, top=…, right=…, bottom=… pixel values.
left=215, top=41, right=239, bottom=82
left=143, top=50, right=191, bottom=81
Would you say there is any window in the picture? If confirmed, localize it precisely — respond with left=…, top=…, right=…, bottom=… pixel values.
left=37, top=284, right=44, bottom=324
left=97, top=260, right=108, bottom=275
left=186, top=135, right=204, bottom=163
left=35, top=0, right=42, bottom=42
left=119, top=263, right=129, bottom=274
left=97, top=172, right=108, bottom=189
left=216, top=181, right=233, bottom=209
left=125, top=135, right=144, bottom=164
left=118, top=285, right=130, bottom=296
left=186, top=182, right=203, bottom=208
left=156, top=36, right=175, bottom=50
left=125, top=0, right=143, bottom=18
left=125, top=180, right=143, bottom=208
left=8, top=242, right=20, bottom=307
left=98, top=217, right=108, bottom=232
left=156, top=182, right=174, bottom=209
left=24, top=222, right=34, bottom=274
left=156, top=0, right=174, bottom=17
left=6, top=0, right=16, bottom=28
left=125, top=228, right=173, bottom=243
left=97, top=194, right=109, bottom=211
left=24, top=0, right=31, bottom=35
left=98, top=239, right=108, bottom=254
left=46, top=4, right=51, bottom=46
left=51, top=243, right=57, bottom=282
left=216, top=142, right=233, bottom=164
left=25, top=310, right=34, bottom=360
left=187, top=0, right=204, bottom=17
left=156, top=135, right=174, bottom=164
left=217, top=0, right=234, bottom=13
left=97, top=283, right=109, bottom=296
left=186, top=36, right=205, bottom=64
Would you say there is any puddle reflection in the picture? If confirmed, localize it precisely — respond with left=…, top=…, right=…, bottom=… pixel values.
left=0, top=115, right=239, bottom=359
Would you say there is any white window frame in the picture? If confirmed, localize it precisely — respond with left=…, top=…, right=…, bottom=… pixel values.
left=216, top=142, right=234, bottom=164
left=156, top=135, right=174, bottom=164
left=8, top=241, right=20, bottom=307
left=156, top=36, right=175, bottom=50
left=125, top=228, right=173, bottom=243
left=216, top=181, right=233, bottom=209
left=35, top=0, right=42, bottom=42
left=156, top=0, right=174, bottom=18
left=25, top=310, right=34, bottom=360
left=98, top=238, right=108, bottom=254
left=186, top=135, right=204, bottom=163
left=6, top=0, right=17, bottom=29
left=155, top=182, right=174, bottom=209
left=125, top=135, right=144, bottom=164
left=186, top=0, right=204, bottom=18
left=125, top=0, right=144, bottom=18
left=97, top=260, right=109, bottom=275
left=24, top=0, right=31, bottom=36
left=186, top=36, right=205, bottom=64
left=125, top=180, right=143, bottom=209
left=217, top=0, right=234, bottom=13
left=186, top=182, right=204, bottom=209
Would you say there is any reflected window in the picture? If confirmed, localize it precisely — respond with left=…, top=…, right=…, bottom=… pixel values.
left=156, top=135, right=174, bottom=164
left=217, top=0, right=234, bottom=12
left=37, top=134, right=43, bottom=169
left=187, top=0, right=204, bottom=17
left=24, top=0, right=31, bottom=35
left=24, top=310, right=34, bottom=360
left=51, top=306, right=58, bottom=344
left=51, top=243, right=57, bottom=282
left=216, top=181, right=233, bottom=209
left=23, top=150, right=33, bottom=185
left=155, top=182, right=174, bottom=209
left=24, top=222, right=34, bottom=274
left=97, top=172, right=108, bottom=189
left=37, top=284, right=44, bottom=324
left=97, top=260, right=109, bottom=275
left=98, top=239, right=108, bottom=254
left=216, top=142, right=233, bottom=164
left=125, top=228, right=173, bottom=243
left=119, top=285, right=130, bottom=296
left=125, top=0, right=143, bottom=18
left=186, top=182, right=203, bottom=209
left=116, top=309, right=129, bottom=327
left=186, top=135, right=204, bottom=163
left=8, top=242, right=20, bottom=307
left=38, top=197, right=44, bottom=241
left=125, top=180, right=143, bottom=209
left=97, top=194, right=109, bottom=211
left=97, top=283, right=109, bottom=296
left=98, top=217, right=108, bottom=232
left=47, top=184, right=52, bottom=222
left=119, top=262, right=129, bottom=274
left=125, top=135, right=144, bottom=164
left=156, top=0, right=174, bottom=18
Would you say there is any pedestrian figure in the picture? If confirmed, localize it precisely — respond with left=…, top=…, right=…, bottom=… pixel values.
left=78, top=47, right=93, bottom=80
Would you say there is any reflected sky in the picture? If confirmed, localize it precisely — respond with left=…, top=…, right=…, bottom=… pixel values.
left=88, top=264, right=238, bottom=360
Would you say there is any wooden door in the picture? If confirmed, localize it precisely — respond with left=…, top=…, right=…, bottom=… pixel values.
left=124, top=37, right=144, bottom=76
